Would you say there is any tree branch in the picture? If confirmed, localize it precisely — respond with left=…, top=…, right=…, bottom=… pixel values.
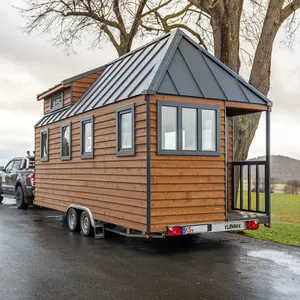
left=168, top=23, right=207, bottom=49
left=141, top=0, right=172, bottom=17
left=281, top=0, right=300, bottom=23
left=113, top=0, right=126, bottom=36
left=164, top=3, right=193, bottom=21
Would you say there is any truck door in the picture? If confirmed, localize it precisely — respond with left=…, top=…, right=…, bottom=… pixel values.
left=8, top=160, right=22, bottom=193
left=1, top=160, right=14, bottom=194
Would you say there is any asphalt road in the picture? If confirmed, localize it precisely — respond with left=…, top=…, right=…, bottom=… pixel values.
left=0, top=198, right=299, bottom=300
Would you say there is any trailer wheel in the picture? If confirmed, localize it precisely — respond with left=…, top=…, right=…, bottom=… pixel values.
left=80, top=211, right=92, bottom=237
left=16, top=186, right=28, bottom=209
left=67, top=208, right=80, bottom=232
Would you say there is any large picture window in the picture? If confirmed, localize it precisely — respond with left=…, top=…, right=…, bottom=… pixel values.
left=51, top=93, right=63, bottom=111
left=40, top=128, right=49, bottom=162
left=157, top=100, right=220, bottom=156
left=61, top=122, right=71, bottom=160
left=116, top=103, right=135, bottom=156
left=80, top=116, right=94, bottom=159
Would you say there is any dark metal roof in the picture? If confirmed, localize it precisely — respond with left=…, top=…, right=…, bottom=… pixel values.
left=37, top=65, right=106, bottom=98
left=36, top=29, right=272, bottom=127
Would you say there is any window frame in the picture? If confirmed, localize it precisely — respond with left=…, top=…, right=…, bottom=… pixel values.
left=4, top=160, right=14, bottom=173
left=60, top=122, right=72, bottom=161
left=80, top=115, right=94, bottom=159
left=116, top=103, right=135, bottom=157
left=40, top=128, right=49, bottom=162
left=12, top=159, right=22, bottom=171
left=50, top=92, right=63, bottom=112
left=157, top=100, right=220, bottom=156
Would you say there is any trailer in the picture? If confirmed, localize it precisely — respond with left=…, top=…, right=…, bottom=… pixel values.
left=34, top=29, right=272, bottom=239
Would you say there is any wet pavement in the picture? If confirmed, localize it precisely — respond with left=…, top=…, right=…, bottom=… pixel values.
left=0, top=198, right=300, bottom=300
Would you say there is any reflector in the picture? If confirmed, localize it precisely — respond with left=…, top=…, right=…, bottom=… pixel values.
left=167, top=226, right=182, bottom=236
left=247, top=220, right=259, bottom=230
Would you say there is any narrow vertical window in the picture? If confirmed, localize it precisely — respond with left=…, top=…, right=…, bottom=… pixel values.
left=116, top=103, right=135, bottom=156
left=80, top=116, right=94, bottom=159
left=161, top=106, right=177, bottom=150
left=61, top=122, right=71, bottom=160
left=182, top=108, right=197, bottom=150
left=202, top=110, right=216, bottom=151
left=40, top=128, right=49, bottom=162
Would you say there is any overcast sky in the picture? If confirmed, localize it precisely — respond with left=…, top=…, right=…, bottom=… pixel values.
left=1, top=1, right=300, bottom=166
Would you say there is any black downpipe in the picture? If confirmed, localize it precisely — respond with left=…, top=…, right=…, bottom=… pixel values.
left=146, top=95, right=151, bottom=233
left=265, top=107, right=271, bottom=226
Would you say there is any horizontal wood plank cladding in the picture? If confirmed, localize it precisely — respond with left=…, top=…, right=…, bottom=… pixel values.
left=72, top=71, right=103, bottom=103
left=63, top=87, right=71, bottom=106
left=35, top=96, right=147, bottom=231
left=150, top=95, right=226, bottom=232
left=44, top=99, right=50, bottom=114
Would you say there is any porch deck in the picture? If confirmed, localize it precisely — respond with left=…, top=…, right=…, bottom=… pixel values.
left=227, top=212, right=269, bottom=225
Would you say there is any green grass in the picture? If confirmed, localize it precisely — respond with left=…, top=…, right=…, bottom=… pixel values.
left=241, top=193, right=300, bottom=247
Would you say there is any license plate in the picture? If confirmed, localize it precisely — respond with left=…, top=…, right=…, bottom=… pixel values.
left=182, top=225, right=208, bottom=235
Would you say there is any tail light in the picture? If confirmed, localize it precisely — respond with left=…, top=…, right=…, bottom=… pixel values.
left=29, top=173, right=35, bottom=188
left=167, top=226, right=182, bottom=236
left=247, top=220, right=259, bottom=230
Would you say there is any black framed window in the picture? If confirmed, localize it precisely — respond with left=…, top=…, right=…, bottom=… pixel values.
left=51, top=93, right=63, bottom=111
left=116, top=103, right=135, bottom=156
left=40, top=128, right=49, bottom=162
left=157, top=100, right=220, bottom=156
left=80, top=116, right=94, bottom=159
left=61, top=122, right=71, bottom=160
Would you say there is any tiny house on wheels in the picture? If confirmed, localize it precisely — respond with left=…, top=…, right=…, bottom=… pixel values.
left=34, top=29, right=272, bottom=239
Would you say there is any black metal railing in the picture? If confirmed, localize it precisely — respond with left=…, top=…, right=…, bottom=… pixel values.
left=232, top=161, right=267, bottom=214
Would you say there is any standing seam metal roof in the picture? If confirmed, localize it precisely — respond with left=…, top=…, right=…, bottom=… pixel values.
left=35, top=29, right=272, bottom=128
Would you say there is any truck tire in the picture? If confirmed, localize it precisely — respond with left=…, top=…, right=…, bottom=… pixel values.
left=0, top=196, right=3, bottom=204
left=80, top=211, right=92, bottom=237
left=67, top=208, right=80, bottom=232
left=16, top=186, right=28, bottom=209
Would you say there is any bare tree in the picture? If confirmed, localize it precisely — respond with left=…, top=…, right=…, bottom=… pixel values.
left=284, top=179, right=300, bottom=194
left=18, top=0, right=201, bottom=56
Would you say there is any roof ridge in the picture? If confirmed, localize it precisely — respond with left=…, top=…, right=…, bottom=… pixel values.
left=143, top=30, right=183, bottom=94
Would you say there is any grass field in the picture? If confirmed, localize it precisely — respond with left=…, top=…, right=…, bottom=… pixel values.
left=241, top=193, right=300, bottom=247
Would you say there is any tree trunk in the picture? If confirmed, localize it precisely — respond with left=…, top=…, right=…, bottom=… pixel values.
left=210, top=0, right=243, bottom=73
left=234, top=0, right=284, bottom=163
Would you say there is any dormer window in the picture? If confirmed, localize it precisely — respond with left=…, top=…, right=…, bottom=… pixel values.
left=51, top=93, right=63, bottom=111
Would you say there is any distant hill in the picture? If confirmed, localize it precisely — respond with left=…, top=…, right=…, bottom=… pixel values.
left=247, top=155, right=300, bottom=183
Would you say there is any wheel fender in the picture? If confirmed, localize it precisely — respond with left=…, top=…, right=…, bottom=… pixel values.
left=15, top=178, right=25, bottom=193
left=67, top=205, right=95, bottom=227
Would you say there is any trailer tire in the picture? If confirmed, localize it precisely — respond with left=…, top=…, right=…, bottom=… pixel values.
left=16, top=186, right=28, bottom=209
left=67, top=208, right=80, bottom=232
left=80, top=211, right=92, bottom=237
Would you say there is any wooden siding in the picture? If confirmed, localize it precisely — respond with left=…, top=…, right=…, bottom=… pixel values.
left=35, top=96, right=147, bottom=231
left=72, top=71, right=103, bottom=103
left=63, top=87, right=71, bottom=106
left=150, top=95, right=226, bottom=232
left=44, top=98, right=50, bottom=114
